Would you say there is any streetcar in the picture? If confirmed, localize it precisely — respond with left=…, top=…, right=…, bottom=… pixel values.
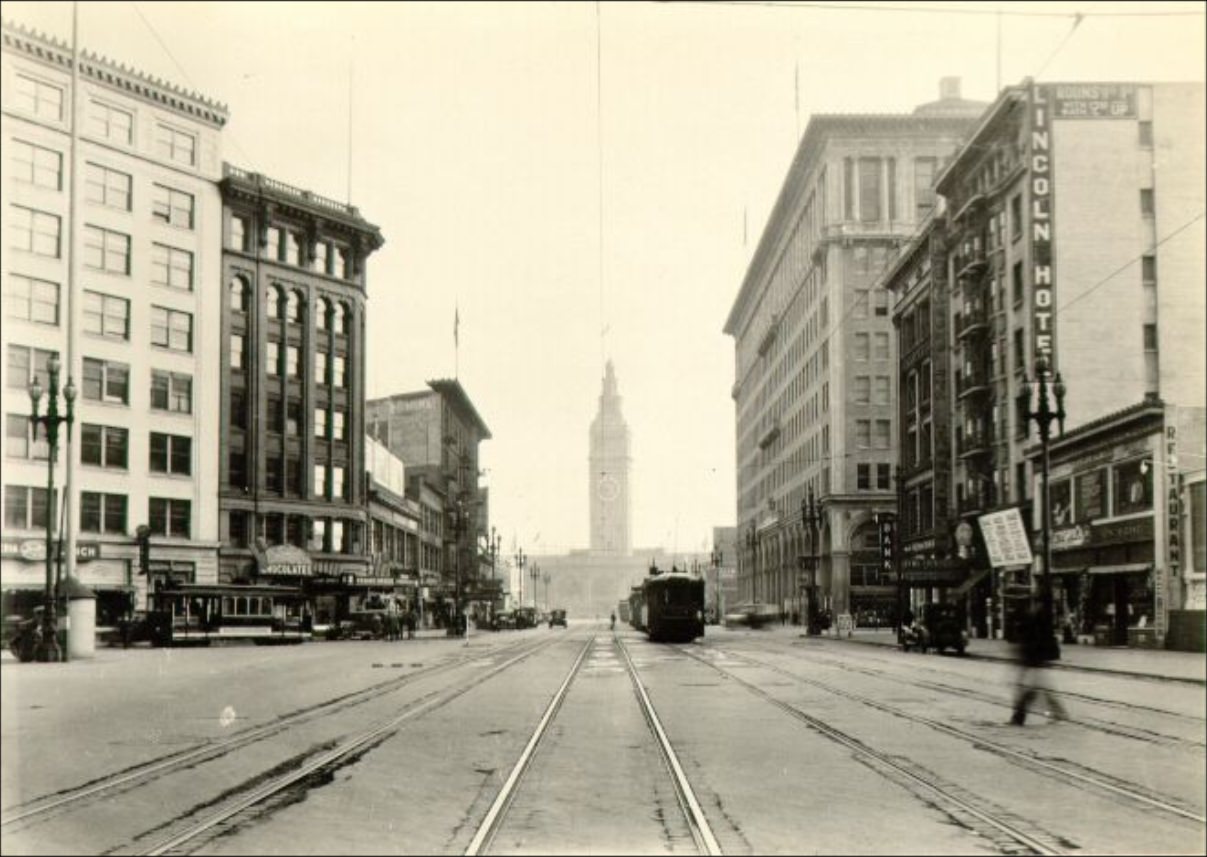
left=146, top=583, right=312, bottom=646
left=628, top=585, right=646, bottom=631
left=640, top=565, right=705, bottom=643
left=617, top=600, right=631, bottom=624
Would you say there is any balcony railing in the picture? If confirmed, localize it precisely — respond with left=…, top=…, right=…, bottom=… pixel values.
left=956, top=368, right=991, bottom=399
left=956, top=427, right=991, bottom=459
left=957, top=302, right=989, bottom=340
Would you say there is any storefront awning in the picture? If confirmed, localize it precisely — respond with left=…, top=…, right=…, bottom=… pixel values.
left=1088, top=563, right=1152, bottom=575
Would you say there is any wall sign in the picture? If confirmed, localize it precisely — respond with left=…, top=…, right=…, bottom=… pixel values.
left=1051, top=84, right=1137, bottom=119
left=978, top=508, right=1034, bottom=568
left=1028, top=83, right=1056, bottom=366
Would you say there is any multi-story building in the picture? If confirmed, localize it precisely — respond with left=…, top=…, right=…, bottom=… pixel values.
left=364, top=433, right=421, bottom=615
left=366, top=380, right=491, bottom=625
left=2, top=21, right=227, bottom=624
left=589, top=360, right=632, bottom=555
left=217, top=166, right=383, bottom=608
left=884, top=79, right=1205, bottom=648
left=724, top=78, right=984, bottom=624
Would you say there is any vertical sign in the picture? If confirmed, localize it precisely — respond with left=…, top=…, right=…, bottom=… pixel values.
left=1159, top=416, right=1180, bottom=641
left=1028, top=83, right=1056, bottom=366
left=878, top=516, right=896, bottom=575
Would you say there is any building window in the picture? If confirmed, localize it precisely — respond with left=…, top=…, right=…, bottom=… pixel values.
left=81, top=423, right=128, bottom=469
left=82, top=357, right=129, bottom=405
left=81, top=492, right=127, bottom=534
left=151, top=370, right=192, bottom=413
left=230, top=392, right=247, bottom=429
left=843, top=158, right=854, bottom=220
left=6, top=274, right=59, bottom=326
left=285, top=231, right=301, bottom=266
left=286, top=400, right=302, bottom=436
left=4, top=485, right=53, bottom=530
left=333, top=303, right=347, bottom=334
left=313, top=242, right=329, bottom=274
left=874, top=376, right=890, bottom=405
left=14, top=73, right=63, bottom=120
left=315, top=350, right=328, bottom=384
left=853, top=333, right=869, bottom=361
left=88, top=100, right=133, bottom=144
left=1010, top=194, right=1023, bottom=239
left=10, top=206, right=61, bottom=257
left=12, top=140, right=62, bottom=190
left=6, top=346, right=59, bottom=390
left=230, top=276, right=248, bottom=313
left=335, top=248, right=349, bottom=280
left=1012, top=261, right=1024, bottom=306
left=315, top=409, right=328, bottom=439
left=1113, top=459, right=1153, bottom=516
left=152, top=184, right=195, bottom=229
left=873, top=332, right=890, bottom=361
left=316, top=298, right=330, bottom=330
left=914, top=157, right=937, bottom=220
left=856, top=419, right=871, bottom=448
left=83, top=290, right=130, bottom=340
left=857, top=464, right=871, bottom=491
left=1140, top=188, right=1155, bottom=215
left=874, top=419, right=891, bottom=449
left=1143, top=323, right=1158, bottom=352
left=267, top=341, right=281, bottom=376
left=228, top=511, right=249, bottom=547
left=854, top=376, right=871, bottom=404
left=333, top=410, right=346, bottom=440
left=6, top=414, right=47, bottom=461
left=333, top=355, right=347, bottom=388
left=84, top=163, right=132, bottom=210
left=314, top=464, right=328, bottom=498
left=873, top=290, right=889, bottom=317
left=155, top=123, right=196, bottom=166
left=332, top=520, right=346, bottom=552
left=1138, top=120, right=1153, bottom=146
left=332, top=466, right=345, bottom=500
left=267, top=397, right=283, bottom=434
left=150, top=432, right=192, bottom=476
left=286, top=345, right=300, bottom=377
left=311, top=518, right=328, bottom=552
left=858, top=158, right=881, bottom=222
left=151, top=306, right=193, bottom=352
left=151, top=244, right=194, bottom=290
left=887, top=157, right=897, bottom=221
left=1141, top=255, right=1157, bottom=285
left=230, top=334, right=244, bottom=370
left=876, top=463, right=891, bottom=490
left=267, top=227, right=282, bottom=261
left=286, top=290, right=302, bottom=323
left=83, top=225, right=130, bottom=274
left=149, top=497, right=191, bottom=538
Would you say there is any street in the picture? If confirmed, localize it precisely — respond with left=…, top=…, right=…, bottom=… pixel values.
left=2, top=625, right=1203, bottom=855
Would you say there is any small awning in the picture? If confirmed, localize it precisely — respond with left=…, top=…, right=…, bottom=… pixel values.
left=1087, top=563, right=1152, bottom=576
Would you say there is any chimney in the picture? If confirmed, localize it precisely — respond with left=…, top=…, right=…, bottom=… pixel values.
left=940, top=76, right=962, bottom=101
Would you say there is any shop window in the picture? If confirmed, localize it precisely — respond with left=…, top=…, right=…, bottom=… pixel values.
left=1112, top=459, right=1152, bottom=516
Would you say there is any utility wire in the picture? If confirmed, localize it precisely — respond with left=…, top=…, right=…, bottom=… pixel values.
left=661, top=0, right=1204, bottom=18
left=1034, top=11, right=1084, bottom=78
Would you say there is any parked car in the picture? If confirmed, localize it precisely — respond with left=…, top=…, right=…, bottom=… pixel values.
left=492, top=611, right=516, bottom=631
left=922, top=602, right=968, bottom=655
left=723, top=603, right=780, bottom=629
left=549, top=609, right=567, bottom=628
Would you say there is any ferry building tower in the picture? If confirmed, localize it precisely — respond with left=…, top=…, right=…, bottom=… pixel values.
left=589, top=361, right=631, bottom=556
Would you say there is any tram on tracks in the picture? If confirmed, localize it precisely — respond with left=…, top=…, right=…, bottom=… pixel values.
left=635, top=565, right=705, bottom=643
left=146, top=583, right=312, bottom=645
left=628, top=585, right=645, bottom=631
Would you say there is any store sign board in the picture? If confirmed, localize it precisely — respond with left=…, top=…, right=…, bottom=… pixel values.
left=979, top=508, right=1034, bottom=568
left=261, top=545, right=312, bottom=577
left=1, top=539, right=100, bottom=563
left=1051, top=84, right=1137, bottom=119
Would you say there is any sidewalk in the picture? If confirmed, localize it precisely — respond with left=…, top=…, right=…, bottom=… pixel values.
left=767, top=624, right=1206, bottom=685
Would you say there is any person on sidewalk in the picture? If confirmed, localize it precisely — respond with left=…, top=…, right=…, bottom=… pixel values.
left=1011, top=604, right=1067, bottom=725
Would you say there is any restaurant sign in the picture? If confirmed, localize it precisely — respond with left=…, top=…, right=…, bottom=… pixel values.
left=1, top=539, right=100, bottom=563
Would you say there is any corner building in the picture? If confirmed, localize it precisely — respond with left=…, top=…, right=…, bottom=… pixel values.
left=2, top=21, right=227, bottom=622
left=217, top=167, right=383, bottom=607
left=724, top=79, right=984, bottom=624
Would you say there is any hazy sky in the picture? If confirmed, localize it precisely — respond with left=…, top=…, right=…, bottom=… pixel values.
left=7, top=1, right=1203, bottom=556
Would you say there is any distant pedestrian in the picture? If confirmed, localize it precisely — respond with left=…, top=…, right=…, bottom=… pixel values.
left=386, top=611, right=400, bottom=641
left=1011, top=605, right=1067, bottom=725
left=405, top=610, right=416, bottom=640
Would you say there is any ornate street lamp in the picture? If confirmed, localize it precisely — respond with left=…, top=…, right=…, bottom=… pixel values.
left=530, top=561, right=540, bottom=610
left=515, top=547, right=526, bottom=607
left=543, top=571, right=551, bottom=611
left=1017, top=356, right=1067, bottom=658
left=28, top=355, right=76, bottom=663
left=710, top=548, right=723, bottom=623
left=745, top=523, right=757, bottom=604
left=800, top=487, right=825, bottom=633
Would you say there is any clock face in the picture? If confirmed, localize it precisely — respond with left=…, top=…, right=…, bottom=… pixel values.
left=597, top=475, right=620, bottom=502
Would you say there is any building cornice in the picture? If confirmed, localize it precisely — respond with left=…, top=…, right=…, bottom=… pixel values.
left=3, top=18, right=229, bottom=128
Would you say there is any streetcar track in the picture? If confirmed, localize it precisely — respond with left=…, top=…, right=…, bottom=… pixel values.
left=120, top=634, right=565, bottom=856
left=692, top=645, right=1206, bottom=828
left=798, top=649, right=1205, bottom=749
left=0, top=636, right=546, bottom=831
left=463, top=634, right=723, bottom=856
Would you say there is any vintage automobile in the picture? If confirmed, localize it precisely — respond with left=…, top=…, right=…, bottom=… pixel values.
left=903, top=602, right=968, bottom=655
left=491, top=611, right=517, bottom=631
left=548, top=609, right=567, bottom=628
left=722, top=602, right=780, bottom=630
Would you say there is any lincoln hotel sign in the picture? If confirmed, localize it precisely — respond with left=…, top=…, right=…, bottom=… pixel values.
left=1028, top=83, right=1056, bottom=365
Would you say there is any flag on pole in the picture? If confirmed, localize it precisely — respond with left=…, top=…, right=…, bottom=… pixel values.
left=454, top=304, right=460, bottom=347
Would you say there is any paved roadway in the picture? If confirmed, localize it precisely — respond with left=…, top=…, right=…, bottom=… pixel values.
left=1, top=622, right=1203, bottom=855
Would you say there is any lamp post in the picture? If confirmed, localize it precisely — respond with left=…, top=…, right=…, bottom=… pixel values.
left=710, top=548, right=723, bottom=624
left=487, top=526, right=501, bottom=618
left=28, top=355, right=76, bottom=663
left=543, top=571, right=550, bottom=611
left=801, top=487, right=825, bottom=633
left=515, top=548, right=526, bottom=608
left=530, top=561, right=540, bottom=610
left=1018, top=356, right=1067, bottom=657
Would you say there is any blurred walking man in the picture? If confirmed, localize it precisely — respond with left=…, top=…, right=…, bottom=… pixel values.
left=1011, top=605, right=1067, bottom=725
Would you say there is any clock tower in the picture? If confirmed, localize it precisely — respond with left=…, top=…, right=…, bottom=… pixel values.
left=589, top=360, right=631, bottom=555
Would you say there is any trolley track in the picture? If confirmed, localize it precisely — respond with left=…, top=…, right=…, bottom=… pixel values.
left=689, top=644, right=1206, bottom=831
left=1, top=635, right=548, bottom=832
left=794, top=647, right=1205, bottom=749
left=464, top=634, right=722, bottom=856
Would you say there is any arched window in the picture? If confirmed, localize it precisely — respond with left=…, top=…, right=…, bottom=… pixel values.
left=286, top=290, right=303, bottom=323
left=229, top=276, right=248, bottom=313
left=266, top=286, right=283, bottom=320
left=332, top=302, right=346, bottom=335
left=316, top=297, right=330, bottom=331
